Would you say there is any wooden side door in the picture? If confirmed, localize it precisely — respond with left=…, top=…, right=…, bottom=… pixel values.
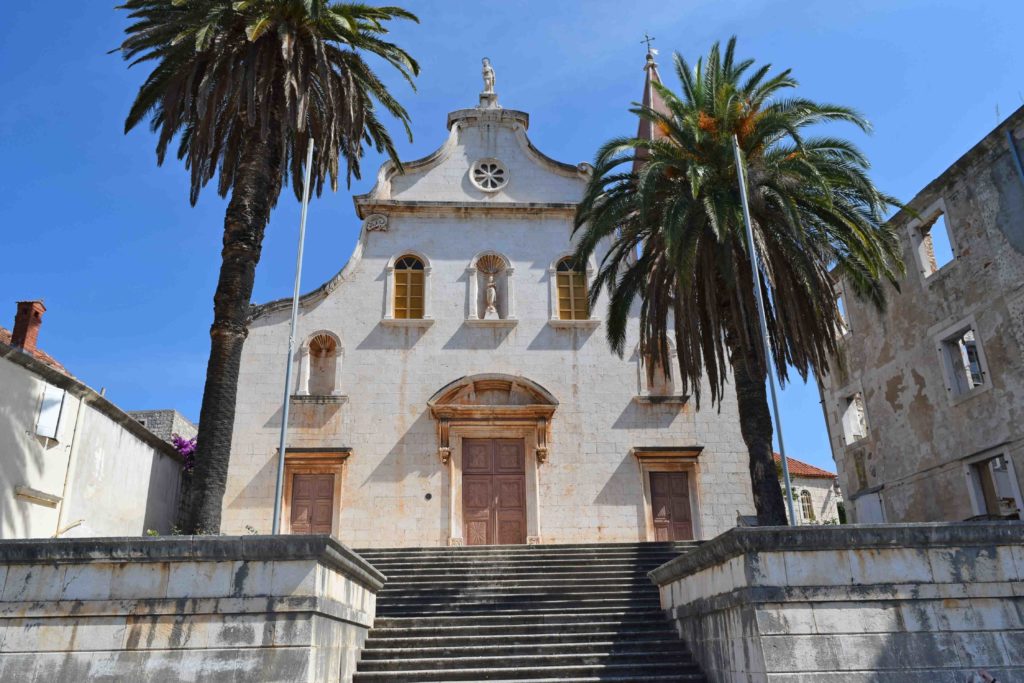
left=650, top=471, right=694, bottom=541
left=290, top=472, right=335, bottom=534
left=462, top=438, right=527, bottom=545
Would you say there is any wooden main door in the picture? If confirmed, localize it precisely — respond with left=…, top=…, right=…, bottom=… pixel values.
left=290, top=473, right=335, bottom=534
left=650, top=471, right=694, bottom=541
left=462, top=438, right=527, bottom=545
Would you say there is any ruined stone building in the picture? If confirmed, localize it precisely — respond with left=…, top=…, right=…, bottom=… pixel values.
left=820, top=107, right=1024, bottom=523
left=222, top=64, right=756, bottom=547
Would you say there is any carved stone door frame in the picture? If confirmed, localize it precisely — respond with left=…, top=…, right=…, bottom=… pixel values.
left=427, top=374, right=558, bottom=547
left=447, top=424, right=541, bottom=546
left=632, top=447, right=704, bottom=542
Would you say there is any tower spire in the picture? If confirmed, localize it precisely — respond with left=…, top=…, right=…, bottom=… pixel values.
left=634, top=36, right=671, bottom=172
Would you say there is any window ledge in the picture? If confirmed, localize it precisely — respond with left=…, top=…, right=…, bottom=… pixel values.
left=634, top=395, right=689, bottom=405
left=381, top=318, right=435, bottom=328
left=465, top=318, right=518, bottom=328
left=15, top=485, right=61, bottom=508
left=843, top=435, right=870, bottom=449
left=922, top=259, right=958, bottom=286
left=291, top=394, right=349, bottom=405
left=548, top=319, right=601, bottom=330
left=948, top=381, right=992, bottom=407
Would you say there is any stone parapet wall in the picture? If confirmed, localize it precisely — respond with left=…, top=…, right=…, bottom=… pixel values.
left=0, top=535, right=383, bottom=682
left=650, top=523, right=1024, bottom=683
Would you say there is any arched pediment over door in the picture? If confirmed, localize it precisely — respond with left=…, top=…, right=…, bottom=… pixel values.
left=427, top=374, right=558, bottom=464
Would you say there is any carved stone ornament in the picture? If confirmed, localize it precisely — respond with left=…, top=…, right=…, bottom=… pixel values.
left=448, top=537, right=465, bottom=547
left=527, top=536, right=542, bottom=545
left=438, top=446, right=452, bottom=465
left=363, top=213, right=389, bottom=232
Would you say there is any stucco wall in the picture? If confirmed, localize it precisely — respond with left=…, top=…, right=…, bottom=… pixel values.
left=0, top=349, right=183, bottom=539
left=820, top=110, right=1024, bottom=523
left=0, top=536, right=382, bottom=682
left=223, top=98, right=755, bottom=546
left=651, top=523, right=1024, bottom=683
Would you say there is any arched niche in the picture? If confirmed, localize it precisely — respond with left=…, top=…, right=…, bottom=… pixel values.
left=466, top=251, right=516, bottom=324
left=296, top=330, right=344, bottom=397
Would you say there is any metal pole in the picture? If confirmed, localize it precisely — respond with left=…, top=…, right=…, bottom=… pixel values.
left=732, top=135, right=797, bottom=525
left=272, top=138, right=316, bottom=534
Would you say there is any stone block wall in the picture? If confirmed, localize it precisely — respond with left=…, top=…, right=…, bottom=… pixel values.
left=0, top=536, right=383, bottom=682
left=650, top=523, right=1024, bottom=683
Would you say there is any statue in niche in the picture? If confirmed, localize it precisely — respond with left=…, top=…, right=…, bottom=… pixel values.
left=477, top=253, right=504, bottom=319
left=481, top=58, right=495, bottom=94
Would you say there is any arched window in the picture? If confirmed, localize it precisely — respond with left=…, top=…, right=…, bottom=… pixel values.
left=555, top=257, right=589, bottom=321
left=799, top=490, right=816, bottom=522
left=393, top=255, right=425, bottom=320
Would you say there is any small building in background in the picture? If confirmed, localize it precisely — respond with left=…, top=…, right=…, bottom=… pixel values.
left=127, top=409, right=197, bottom=443
left=775, top=454, right=843, bottom=524
left=0, top=301, right=184, bottom=539
left=820, top=107, right=1024, bottom=523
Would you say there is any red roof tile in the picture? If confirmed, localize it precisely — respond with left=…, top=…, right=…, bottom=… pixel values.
left=0, top=326, right=70, bottom=376
left=773, top=453, right=836, bottom=479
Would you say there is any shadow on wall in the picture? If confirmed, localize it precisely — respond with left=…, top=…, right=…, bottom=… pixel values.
left=443, top=325, right=513, bottom=351
left=592, top=453, right=647, bottom=537
left=526, top=324, right=595, bottom=352
left=612, top=400, right=680, bottom=430
left=356, top=324, right=428, bottom=351
left=262, top=402, right=343, bottom=431
left=361, top=411, right=441, bottom=485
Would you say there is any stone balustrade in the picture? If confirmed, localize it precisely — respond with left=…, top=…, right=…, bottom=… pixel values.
left=0, top=535, right=384, bottom=682
left=649, top=522, right=1024, bottom=683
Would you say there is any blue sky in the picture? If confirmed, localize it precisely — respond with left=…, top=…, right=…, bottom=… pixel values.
left=1, top=1, right=1021, bottom=473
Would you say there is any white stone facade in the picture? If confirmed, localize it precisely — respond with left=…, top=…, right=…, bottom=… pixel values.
left=223, top=91, right=754, bottom=546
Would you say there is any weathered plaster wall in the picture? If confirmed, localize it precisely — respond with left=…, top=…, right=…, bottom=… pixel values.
left=820, top=109, right=1024, bottom=522
left=0, top=348, right=183, bottom=539
left=651, top=523, right=1024, bottom=683
left=0, top=536, right=383, bottom=682
left=223, top=97, right=754, bottom=546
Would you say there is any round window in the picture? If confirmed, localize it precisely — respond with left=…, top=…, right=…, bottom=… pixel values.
left=470, top=158, right=509, bottom=192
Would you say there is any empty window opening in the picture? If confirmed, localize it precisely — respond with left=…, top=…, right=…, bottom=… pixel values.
left=799, top=490, right=816, bottom=522
left=968, top=455, right=1022, bottom=519
left=940, top=327, right=986, bottom=397
left=840, top=393, right=867, bottom=445
left=918, top=212, right=955, bottom=277
left=836, top=292, right=848, bottom=334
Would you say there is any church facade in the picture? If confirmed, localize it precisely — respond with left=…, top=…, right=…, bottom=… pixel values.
left=222, top=73, right=755, bottom=547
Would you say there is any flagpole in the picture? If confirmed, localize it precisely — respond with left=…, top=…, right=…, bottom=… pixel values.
left=272, top=138, right=315, bottom=535
left=732, top=135, right=797, bottom=525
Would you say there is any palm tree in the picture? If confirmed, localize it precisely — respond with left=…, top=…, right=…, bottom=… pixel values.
left=574, top=38, right=903, bottom=525
left=118, top=0, right=419, bottom=533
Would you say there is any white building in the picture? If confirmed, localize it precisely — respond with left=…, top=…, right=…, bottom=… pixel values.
left=223, top=64, right=755, bottom=547
left=775, top=454, right=843, bottom=525
left=0, top=301, right=183, bottom=539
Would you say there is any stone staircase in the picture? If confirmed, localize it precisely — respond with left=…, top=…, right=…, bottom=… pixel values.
left=351, top=542, right=706, bottom=682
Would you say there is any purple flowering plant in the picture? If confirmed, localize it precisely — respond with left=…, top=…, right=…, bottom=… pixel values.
left=171, top=434, right=198, bottom=472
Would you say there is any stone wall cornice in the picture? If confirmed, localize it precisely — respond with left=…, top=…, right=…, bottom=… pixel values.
left=649, top=521, right=1024, bottom=586
left=354, top=198, right=579, bottom=219
left=0, top=535, right=387, bottom=591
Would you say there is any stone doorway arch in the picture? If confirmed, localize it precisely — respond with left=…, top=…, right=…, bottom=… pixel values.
left=427, top=374, right=558, bottom=546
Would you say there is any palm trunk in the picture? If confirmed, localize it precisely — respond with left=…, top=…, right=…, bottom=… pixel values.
left=183, top=131, right=281, bottom=534
left=729, top=346, right=789, bottom=526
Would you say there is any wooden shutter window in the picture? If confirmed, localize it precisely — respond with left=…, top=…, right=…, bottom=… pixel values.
left=556, top=258, right=589, bottom=320
left=394, top=255, right=425, bottom=319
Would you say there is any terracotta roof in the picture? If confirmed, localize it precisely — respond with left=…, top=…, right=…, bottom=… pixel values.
left=0, top=326, right=70, bottom=376
left=774, top=453, right=836, bottom=480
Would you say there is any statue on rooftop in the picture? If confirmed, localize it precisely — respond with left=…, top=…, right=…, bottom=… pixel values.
left=482, top=58, right=495, bottom=94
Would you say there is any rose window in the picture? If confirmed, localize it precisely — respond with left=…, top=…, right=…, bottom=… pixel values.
left=471, top=158, right=508, bottom=191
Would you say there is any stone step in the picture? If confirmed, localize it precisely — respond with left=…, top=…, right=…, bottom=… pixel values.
left=351, top=661, right=704, bottom=682
left=360, top=630, right=679, bottom=651
left=371, top=562, right=670, bottom=576
left=380, top=576, right=652, bottom=590
left=352, top=544, right=696, bottom=557
left=372, top=610, right=670, bottom=630
left=379, top=586, right=655, bottom=601
left=357, top=650, right=697, bottom=672
left=360, top=637, right=685, bottom=659
left=376, top=599, right=661, bottom=617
